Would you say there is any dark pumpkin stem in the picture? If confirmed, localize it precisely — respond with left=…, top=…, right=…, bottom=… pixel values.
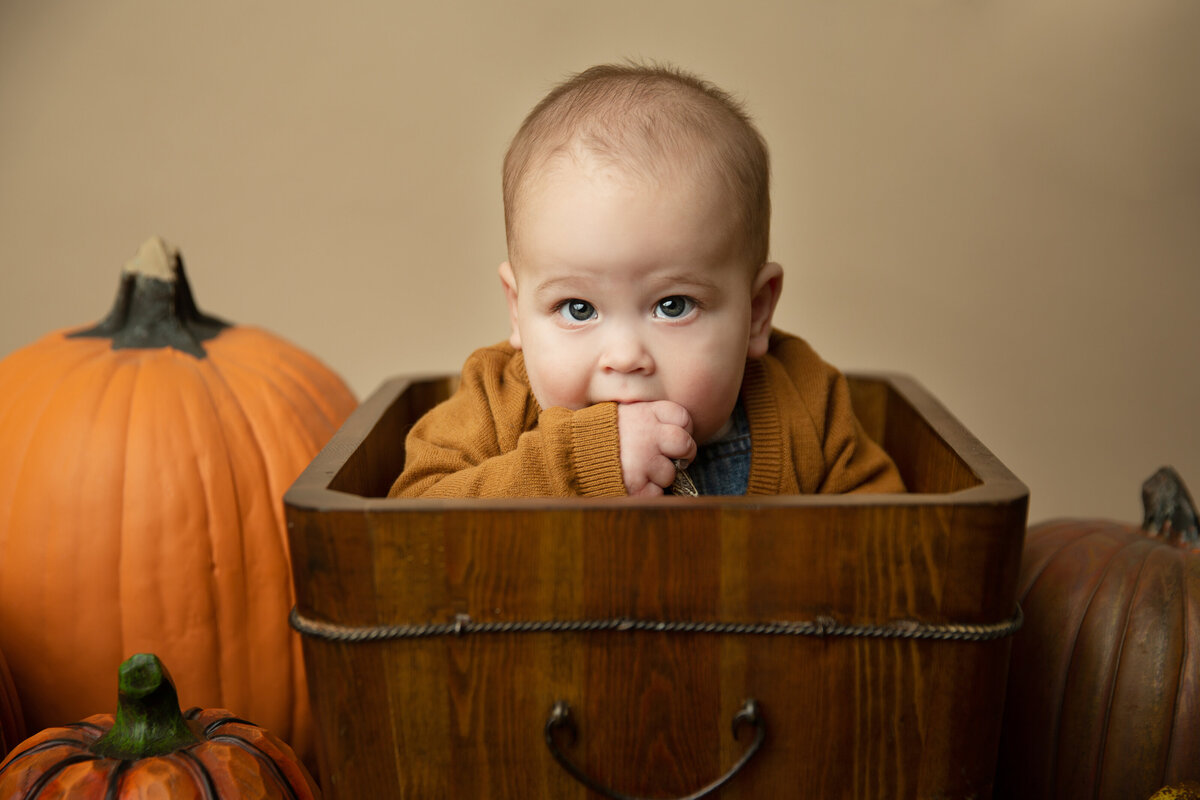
left=91, top=653, right=201, bottom=760
left=1141, top=466, right=1199, bottom=548
left=68, top=236, right=229, bottom=358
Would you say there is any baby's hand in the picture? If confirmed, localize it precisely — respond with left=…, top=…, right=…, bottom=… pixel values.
left=617, top=401, right=697, bottom=496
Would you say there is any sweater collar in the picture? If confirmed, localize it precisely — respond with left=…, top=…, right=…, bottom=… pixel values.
left=741, top=354, right=784, bottom=495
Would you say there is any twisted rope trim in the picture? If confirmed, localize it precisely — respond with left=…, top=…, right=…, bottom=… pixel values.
left=290, top=605, right=1022, bottom=644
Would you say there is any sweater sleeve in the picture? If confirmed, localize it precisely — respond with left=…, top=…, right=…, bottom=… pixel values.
left=387, top=345, right=627, bottom=498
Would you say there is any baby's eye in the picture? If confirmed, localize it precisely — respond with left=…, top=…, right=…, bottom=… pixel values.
left=558, top=299, right=596, bottom=322
left=653, top=295, right=696, bottom=319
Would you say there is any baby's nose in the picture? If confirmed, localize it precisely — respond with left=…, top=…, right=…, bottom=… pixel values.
left=600, top=332, right=653, bottom=374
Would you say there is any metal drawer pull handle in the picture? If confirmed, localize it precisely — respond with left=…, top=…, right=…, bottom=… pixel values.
left=544, top=698, right=765, bottom=800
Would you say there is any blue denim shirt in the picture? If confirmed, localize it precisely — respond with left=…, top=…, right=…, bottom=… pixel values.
left=673, top=400, right=751, bottom=496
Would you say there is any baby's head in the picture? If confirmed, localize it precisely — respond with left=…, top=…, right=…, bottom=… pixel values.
left=498, top=63, right=783, bottom=443
left=503, top=62, right=771, bottom=270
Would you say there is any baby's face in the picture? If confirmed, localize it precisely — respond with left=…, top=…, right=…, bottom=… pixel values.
left=502, top=156, right=777, bottom=444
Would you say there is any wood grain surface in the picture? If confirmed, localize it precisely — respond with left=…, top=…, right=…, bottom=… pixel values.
left=285, top=374, right=1027, bottom=799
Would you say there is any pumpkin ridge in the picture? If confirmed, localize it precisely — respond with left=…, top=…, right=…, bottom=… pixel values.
left=192, top=353, right=284, bottom=543
left=1, top=352, right=132, bottom=723
left=22, top=752, right=100, bottom=799
left=0, top=736, right=93, bottom=778
left=125, top=355, right=229, bottom=682
left=185, top=356, right=296, bottom=728
left=161, top=355, right=251, bottom=714
left=212, top=327, right=354, bottom=429
left=208, top=732, right=302, bottom=800
left=1018, top=519, right=1112, bottom=601
left=1090, top=536, right=1160, bottom=795
left=196, top=351, right=320, bottom=737
left=103, top=758, right=131, bottom=800
left=173, top=747, right=221, bottom=800
left=117, top=357, right=157, bottom=667
left=210, top=330, right=352, bottom=437
left=200, top=338, right=339, bottom=756
left=1048, top=530, right=1149, bottom=795
left=1148, top=546, right=1187, bottom=781
left=0, top=335, right=105, bottom=438
left=198, top=350, right=301, bottom=547
left=202, top=716, right=255, bottom=736
left=209, top=337, right=341, bottom=454
left=0, top=340, right=115, bottom=532
left=173, top=352, right=253, bottom=714
left=89, top=357, right=137, bottom=672
left=1162, top=547, right=1193, bottom=779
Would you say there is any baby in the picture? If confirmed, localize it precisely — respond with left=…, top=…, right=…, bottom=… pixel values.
left=389, top=63, right=903, bottom=498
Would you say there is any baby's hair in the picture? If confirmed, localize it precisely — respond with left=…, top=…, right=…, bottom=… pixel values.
left=503, top=62, right=771, bottom=268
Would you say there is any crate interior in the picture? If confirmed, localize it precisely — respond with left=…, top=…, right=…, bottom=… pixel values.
left=324, top=374, right=981, bottom=499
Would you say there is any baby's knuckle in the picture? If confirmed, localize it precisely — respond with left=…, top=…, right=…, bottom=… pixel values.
left=665, top=427, right=694, bottom=452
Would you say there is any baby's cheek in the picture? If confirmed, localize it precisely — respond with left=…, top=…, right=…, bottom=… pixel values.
left=535, top=371, right=593, bottom=411
left=681, top=371, right=743, bottom=441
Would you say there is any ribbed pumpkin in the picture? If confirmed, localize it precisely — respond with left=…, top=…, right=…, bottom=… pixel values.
left=0, top=644, right=24, bottom=761
left=0, top=653, right=320, bottom=799
left=0, top=238, right=356, bottom=766
left=995, top=467, right=1200, bottom=799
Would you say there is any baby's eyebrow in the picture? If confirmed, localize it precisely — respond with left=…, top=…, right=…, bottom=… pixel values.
left=532, top=275, right=588, bottom=299
left=651, top=274, right=721, bottom=293
left=531, top=272, right=720, bottom=300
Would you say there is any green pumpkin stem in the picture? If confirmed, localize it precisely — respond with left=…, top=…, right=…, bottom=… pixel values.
left=68, top=236, right=229, bottom=358
left=91, top=654, right=202, bottom=760
left=1141, top=466, right=1199, bottom=548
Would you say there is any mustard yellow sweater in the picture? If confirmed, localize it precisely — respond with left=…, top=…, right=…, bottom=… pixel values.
left=388, top=330, right=904, bottom=498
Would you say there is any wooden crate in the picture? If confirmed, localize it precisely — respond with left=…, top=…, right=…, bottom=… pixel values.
left=284, top=373, right=1027, bottom=799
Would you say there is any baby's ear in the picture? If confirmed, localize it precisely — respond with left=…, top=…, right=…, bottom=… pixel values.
left=498, top=262, right=523, bottom=350
left=747, top=262, right=783, bottom=358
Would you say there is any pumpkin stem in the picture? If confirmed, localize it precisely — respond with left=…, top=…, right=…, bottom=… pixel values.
left=90, top=653, right=202, bottom=760
left=68, top=236, right=229, bottom=358
left=1142, top=466, right=1199, bottom=548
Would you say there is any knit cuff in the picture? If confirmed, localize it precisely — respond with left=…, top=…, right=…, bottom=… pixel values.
left=570, top=402, right=626, bottom=496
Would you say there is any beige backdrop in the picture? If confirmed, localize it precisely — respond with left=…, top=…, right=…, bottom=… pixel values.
left=1, top=1, right=1196, bottom=525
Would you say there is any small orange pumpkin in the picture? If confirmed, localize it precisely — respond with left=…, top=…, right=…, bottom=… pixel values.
left=0, top=238, right=356, bottom=764
left=0, top=653, right=320, bottom=799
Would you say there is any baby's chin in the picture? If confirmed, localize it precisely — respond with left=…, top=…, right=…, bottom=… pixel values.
left=693, top=422, right=730, bottom=445
left=693, top=407, right=740, bottom=445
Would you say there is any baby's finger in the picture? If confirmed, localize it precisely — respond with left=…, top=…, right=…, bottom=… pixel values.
left=658, top=425, right=696, bottom=462
left=651, top=400, right=693, bottom=433
left=629, top=480, right=664, bottom=498
left=647, top=455, right=678, bottom=489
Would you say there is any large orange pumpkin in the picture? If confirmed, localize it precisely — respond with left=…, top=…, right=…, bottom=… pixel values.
left=0, top=238, right=356, bottom=765
left=0, top=653, right=320, bottom=799
left=995, top=467, right=1200, bottom=799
